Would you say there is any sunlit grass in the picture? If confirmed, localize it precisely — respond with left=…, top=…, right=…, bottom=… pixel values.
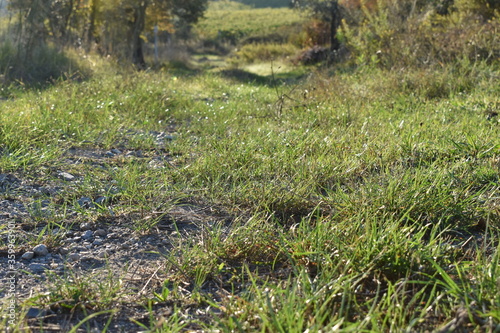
left=1, top=57, right=499, bottom=331
left=195, top=6, right=304, bottom=41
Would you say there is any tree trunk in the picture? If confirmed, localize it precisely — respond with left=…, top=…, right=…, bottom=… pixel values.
left=329, top=1, right=341, bottom=51
left=130, top=2, right=147, bottom=69
left=86, top=0, right=99, bottom=51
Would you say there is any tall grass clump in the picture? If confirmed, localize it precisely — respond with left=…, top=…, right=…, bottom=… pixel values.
left=0, top=37, right=81, bottom=85
left=341, top=0, right=500, bottom=69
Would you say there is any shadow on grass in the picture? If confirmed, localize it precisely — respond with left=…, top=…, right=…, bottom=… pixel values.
left=218, top=68, right=306, bottom=86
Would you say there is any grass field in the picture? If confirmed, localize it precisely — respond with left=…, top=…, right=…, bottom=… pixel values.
left=195, top=3, right=304, bottom=42
left=0, top=52, right=499, bottom=331
left=1, top=1, right=500, bottom=331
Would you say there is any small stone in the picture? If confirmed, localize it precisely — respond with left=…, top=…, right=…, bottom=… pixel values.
left=111, top=148, right=122, bottom=155
left=68, top=253, right=80, bottom=261
left=77, top=197, right=94, bottom=209
left=28, top=263, right=47, bottom=273
left=105, top=151, right=115, bottom=157
left=94, top=229, right=107, bottom=237
left=97, top=251, right=108, bottom=258
left=58, top=172, right=75, bottom=181
left=22, top=251, right=35, bottom=260
left=80, top=255, right=93, bottom=261
left=125, top=150, right=143, bottom=157
left=59, top=248, right=69, bottom=255
left=95, top=196, right=106, bottom=205
left=26, top=307, right=51, bottom=318
left=80, top=222, right=92, bottom=230
left=33, top=244, right=49, bottom=256
left=92, top=239, right=103, bottom=246
left=82, top=230, right=93, bottom=240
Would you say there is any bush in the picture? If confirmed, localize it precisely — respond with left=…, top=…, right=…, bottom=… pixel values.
left=341, top=0, right=500, bottom=68
left=301, top=19, right=331, bottom=48
left=294, top=45, right=330, bottom=65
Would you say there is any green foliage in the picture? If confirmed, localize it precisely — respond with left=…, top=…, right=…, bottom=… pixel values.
left=3, top=0, right=209, bottom=69
left=341, top=0, right=500, bottom=68
left=454, top=0, right=500, bottom=20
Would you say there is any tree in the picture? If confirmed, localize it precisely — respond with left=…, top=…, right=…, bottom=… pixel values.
left=119, top=0, right=208, bottom=68
left=7, top=0, right=208, bottom=68
left=292, top=0, right=342, bottom=51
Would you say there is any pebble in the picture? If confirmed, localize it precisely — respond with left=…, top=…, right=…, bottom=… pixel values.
left=22, top=251, right=34, bottom=260
left=111, top=148, right=122, bottom=155
left=93, top=239, right=103, bottom=246
left=68, top=253, right=80, bottom=261
left=97, top=251, right=108, bottom=258
left=28, top=263, right=47, bottom=273
left=58, top=172, right=76, bottom=181
left=33, top=244, right=49, bottom=256
left=80, top=222, right=92, bottom=230
left=77, top=197, right=94, bottom=209
left=95, top=229, right=107, bottom=237
left=125, top=150, right=143, bottom=158
left=95, top=196, right=109, bottom=205
left=26, top=307, right=51, bottom=318
left=70, top=236, right=82, bottom=242
left=82, top=230, right=93, bottom=240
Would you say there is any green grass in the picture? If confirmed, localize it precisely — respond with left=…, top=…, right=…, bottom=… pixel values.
left=229, top=43, right=300, bottom=65
left=195, top=4, right=304, bottom=42
left=1, top=55, right=499, bottom=331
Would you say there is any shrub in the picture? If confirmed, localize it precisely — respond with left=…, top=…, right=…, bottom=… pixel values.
left=294, top=45, right=330, bottom=65
left=341, top=0, right=500, bottom=68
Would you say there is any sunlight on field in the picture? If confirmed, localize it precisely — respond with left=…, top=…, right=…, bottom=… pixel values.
left=1, top=0, right=499, bottom=331
left=195, top=6, right=304, bottom=39
left=242, top=61, right=293, bottom=76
